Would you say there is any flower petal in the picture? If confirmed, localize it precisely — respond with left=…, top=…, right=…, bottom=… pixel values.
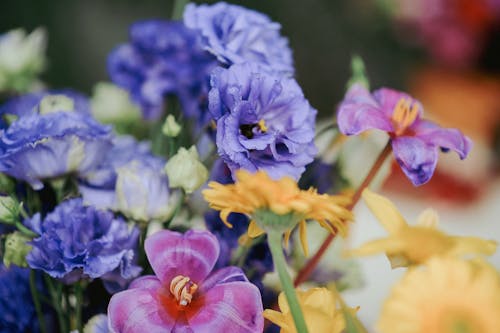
left=392, top=136, right=438, bottom=186
left=108, top=288, right=174, bottom=333
left=145, top=229, right=220, bottom=285
left=200, top=266, right=249, bottom=292
left=188, top=282, right=264, bottom=333
left=362, top=189, right=407, bottom=234
left=129, top=275, right=162, bottom=292
left=413, top=120, right=472, bottom=159
left=337, top=84, right=393, bottom=135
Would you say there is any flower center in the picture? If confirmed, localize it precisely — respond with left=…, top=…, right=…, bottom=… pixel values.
left=169, top=275, right=198, bottom=306
left=391, top=98, right=418, bottom=136
left=240, top=119, right=268, bottom=139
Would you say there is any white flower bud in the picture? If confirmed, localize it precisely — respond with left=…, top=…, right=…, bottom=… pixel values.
left=165, top=146, right=208, bottom=194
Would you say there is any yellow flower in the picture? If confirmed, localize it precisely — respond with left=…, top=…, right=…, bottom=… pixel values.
left=202, top=170, right=352, bottom=255
left=349, top=189, right=496, bottom=267
left=378, top=257, right=500, bottom=333
left=263, top=288, right=348, bottom=333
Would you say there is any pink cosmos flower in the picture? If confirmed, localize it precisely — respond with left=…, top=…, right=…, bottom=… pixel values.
left=107, top=229, right=263, bottom=332
left=337, top=84, right=472, bottom=186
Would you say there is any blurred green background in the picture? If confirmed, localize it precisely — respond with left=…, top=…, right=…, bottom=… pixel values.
left=0, top=0, right=422, bottom=117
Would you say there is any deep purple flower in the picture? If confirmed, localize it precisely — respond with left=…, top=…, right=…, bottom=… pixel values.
left=25, top=198, right=141, bottom=290
left=209, top=62, right=317, bottom=180
left=79, top=136, right=173, bottom=222
left=184, top=2, right=294, bottom=76
left=0, top=263, right=40, bottom=332
left=108, top=229, right=263, bottom=333
left=337, top=84, right=472, bottom=185
left=0, top=93, right=112, bottom=190
left=108, top=20, right=217, bottom=121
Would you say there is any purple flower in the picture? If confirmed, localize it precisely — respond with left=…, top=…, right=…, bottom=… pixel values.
left=184, top=2, right=294, bottom=76
left=0, top=93, right=112, bottom=190
left=209, top=62, right=317, bottom=180
left=25, top=198, right=141, bottom=290
left=108, top=20, right=217, bottom=121
left=0, top=263, right=40, bottom=332
left=79, top=136, right=173, bottom=222
left=337, top=84, right=472, bottom=185
left=108, top=229, right=263, bottom=333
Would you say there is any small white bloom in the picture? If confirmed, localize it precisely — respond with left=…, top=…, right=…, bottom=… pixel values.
left=165, top=146, right=208, bottom=194
left=90, top=82, right=141, bottom=124
left=162, top=114, right=182, bottom=137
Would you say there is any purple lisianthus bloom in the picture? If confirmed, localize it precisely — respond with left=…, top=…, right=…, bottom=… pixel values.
left=108, top=20, right=217, bottom=121
left=0, top=263, right=40, bottom=332
left=25, top=198, right=141, bottom=291
left=108, top=229, right=263, bottom=332
left=209, top=62, right=317, bottom=180
left=79, top=136, right=173, bottom=222
left=337, top=84, right=472, bottom=185
left=0, top=93, right=112, bottom=190
left=184, top=2, right=294, bottom=76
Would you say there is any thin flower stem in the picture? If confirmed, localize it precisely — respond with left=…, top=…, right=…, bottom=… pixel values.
left=267, top=231, right=309, bottom=333
left=74, top=282, right=84, bottom=333
left=294, top=141, right=392, bottom=286
left=30, top=271, right=47, bottom=333
left=171, top=0, right=189, bottom=20
left=44, top=275, right=67, bottom=333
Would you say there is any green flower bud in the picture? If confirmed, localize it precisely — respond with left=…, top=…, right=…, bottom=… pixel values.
left=162, top=114, right=182, bottom=137
left=3, top=231, right=32, bottom=268
left=90, top=82, right=141, bottom=125
left=39, top=94, right=75, bottom=115
left=165, top=146, right=208, bottom=194
left=0, top=195, right=19, bottom=225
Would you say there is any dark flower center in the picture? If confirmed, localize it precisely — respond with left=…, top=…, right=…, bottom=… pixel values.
left=240, top=120, right=268, bottom=139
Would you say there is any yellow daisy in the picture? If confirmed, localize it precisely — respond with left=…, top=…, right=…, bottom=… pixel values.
left=378, top=257, right=500, bottom=333
left=263, top=288, right=348, bottom=333
left=349, top=189, right=496, bottom=267
left=202, top=170, right=353, bottom=255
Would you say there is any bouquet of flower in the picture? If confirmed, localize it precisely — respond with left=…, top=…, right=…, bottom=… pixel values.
left=1, top=1, right=498, bottom=333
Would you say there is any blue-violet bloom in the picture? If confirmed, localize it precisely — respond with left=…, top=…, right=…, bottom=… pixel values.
left=108, top=20, right=217, bottom=121
left=108, top=229, right=263, bottom=332
left=0, top=93, right=112, bottom=190
left=337, top=84, right=472, bottom=185
left=209, top=62, right=317, bottom=180
left=79, top=136, right=173, bottom=222
left=25, top=198, right=141, bottom=290
left=184, top=2, right=294, bottom=76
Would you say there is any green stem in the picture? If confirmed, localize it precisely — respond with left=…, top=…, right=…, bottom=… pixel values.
left=267, top=231, right=308, bottom=333
left=30, top=271, right=47, bottom=333
left=171, top=0, right=189, bottom=20
left=74, top=282, right=84, bottom=333
left=15, top=220, right=37, bottom=237
left=44, top=275, right=67, bottom=333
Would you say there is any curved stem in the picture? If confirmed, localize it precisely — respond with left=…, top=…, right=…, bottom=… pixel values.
left=267, top=231, right=308, bottom=333
left=294, top=141, right=392, bottom=286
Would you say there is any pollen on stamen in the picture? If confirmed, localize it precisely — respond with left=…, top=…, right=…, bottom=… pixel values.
left=392, top=98, right=419, bottom=136
left=170, top=275, right=198, bottom=306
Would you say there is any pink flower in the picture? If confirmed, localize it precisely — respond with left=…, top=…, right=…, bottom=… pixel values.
left=108, top=229, right=263, bottom=332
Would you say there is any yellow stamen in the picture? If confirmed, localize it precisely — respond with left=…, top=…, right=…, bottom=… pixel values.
left=391, top=98, right=419, bottom=136
left=170, top=275, right=198, bottom=306
left=258, top=119, right=268, bottom=133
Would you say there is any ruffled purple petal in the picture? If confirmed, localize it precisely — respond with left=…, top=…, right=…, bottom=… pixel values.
left=392, top=136, right=438, bottom=186
left=188, top=282, right=263, bottom=333
left=108, top=288, right=174, bottom=333
left=413, top=119, right=472, bottom=159
left=337, top=84, right=393, bottom=135
left=145, top=230, right=220, bottom=285
left=200, top=266, right=248, bottom=292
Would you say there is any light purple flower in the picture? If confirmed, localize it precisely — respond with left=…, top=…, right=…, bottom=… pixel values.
left=337, top=84, right=472, bottom=185
left=183, top=2, right=294, bottom=76
left=209, top=62, right=317, bottom=180
left=108, top=229, right=263, bottom=333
